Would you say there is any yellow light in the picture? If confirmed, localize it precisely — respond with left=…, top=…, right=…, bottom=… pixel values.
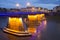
left=31, top=7, right=35, bottom=12
left=32, top=7, right=35, bottom=10
left=6, top=28, right=20, bottom=33
left=38, top=7, right=41, bottom=11
left=28, top=15, right=37, bottom=21
left=38, top=7, right=40, bottom=9
left=36, top=14, right=41, bottom=21
left=28, top=15, right=37, bottom=33
left=41, top=14, right=45, bottom=17
left=44, top=20, right=47, bottom=29
left=19, top=18, right=23, bottom=25
left=8, top=17, right=23, bottom=31
left=28, top=28, right=36, bottom=33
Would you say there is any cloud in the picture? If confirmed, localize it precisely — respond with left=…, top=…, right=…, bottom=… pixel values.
left=0, top=0, right=59, bottom=9
left=36, top=4, right=58, bottom=7
left=32, top=3, right=58, bottom=9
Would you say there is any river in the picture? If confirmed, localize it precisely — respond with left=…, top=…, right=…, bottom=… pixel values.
left=0, top=16, right=60, bottom=40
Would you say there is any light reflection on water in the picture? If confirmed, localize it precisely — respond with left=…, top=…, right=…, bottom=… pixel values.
left=30, top=20, right=47, bottom=40
left=1, top=16, right=60, bottom=40
left=5, top=20, right=47, bottom=40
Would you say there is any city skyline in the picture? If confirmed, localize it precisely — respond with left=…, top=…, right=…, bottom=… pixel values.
left=0, top=0, right=60, bottom=9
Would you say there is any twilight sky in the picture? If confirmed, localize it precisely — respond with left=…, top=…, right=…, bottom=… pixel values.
left=0, top=0, right=60, bottom=9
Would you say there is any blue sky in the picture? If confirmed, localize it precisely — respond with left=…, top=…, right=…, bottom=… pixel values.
left=0, top=0, right=60, bottom=9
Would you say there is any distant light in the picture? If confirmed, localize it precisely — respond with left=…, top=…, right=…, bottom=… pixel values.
left=38, top=7, right=40, bottom=10
left=32, top=7, right=35, bottom=10
left=16, top=3, right=20, bottom=7
left=26, top=2, right=31, bottom=7
left=31, top=7, right=35, bottom=12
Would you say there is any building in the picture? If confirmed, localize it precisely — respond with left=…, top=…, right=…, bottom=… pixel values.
left=53, top=6, right=60, bottom=12
left=20, top=6, right=43, bottom=12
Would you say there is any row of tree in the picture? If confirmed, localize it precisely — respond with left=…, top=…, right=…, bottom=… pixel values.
left=0, top=5, right=60, bottom=12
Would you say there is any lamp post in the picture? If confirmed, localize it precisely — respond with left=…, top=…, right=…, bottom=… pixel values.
left=26, top=2, right=31, bottom=7
left=16, top=3, right=20, bottom=9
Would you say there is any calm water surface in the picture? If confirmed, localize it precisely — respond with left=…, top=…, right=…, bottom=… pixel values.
left=0, top=16, right=60, bottom=40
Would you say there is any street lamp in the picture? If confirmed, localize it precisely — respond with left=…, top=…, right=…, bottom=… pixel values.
left=26, top=2, right=31, bottom=7
left=16, top=3, right=20, bottom=9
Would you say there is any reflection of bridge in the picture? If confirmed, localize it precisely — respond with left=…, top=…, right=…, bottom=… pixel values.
left=0, top=12, right=44, bottom=16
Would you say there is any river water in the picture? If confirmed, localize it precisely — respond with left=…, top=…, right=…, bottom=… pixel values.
left=0, top=16, right=60, bottom=40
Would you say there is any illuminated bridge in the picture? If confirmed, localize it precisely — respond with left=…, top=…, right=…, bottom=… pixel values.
left=0, top=12, right=44, bottom=16
left=0, top=12, right=46, bottom=36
